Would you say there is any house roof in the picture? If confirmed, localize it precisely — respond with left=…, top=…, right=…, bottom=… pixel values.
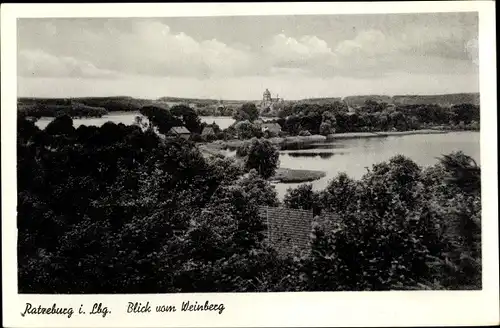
left=169, top=126, right=190, bottom=134
left=258, top=206, right=312, bottom=255
left=262, top=123, right=281, bottom=131
left=258, top=206, right=339, bottom=256
left=201, top=126, right=215, bottom=135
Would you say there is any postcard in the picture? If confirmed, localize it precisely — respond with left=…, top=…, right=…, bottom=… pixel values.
left=1, top=2, right=498, bottom=327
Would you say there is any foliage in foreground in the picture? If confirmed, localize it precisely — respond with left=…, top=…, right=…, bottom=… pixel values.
left=18, top=115, right=481, bottom=292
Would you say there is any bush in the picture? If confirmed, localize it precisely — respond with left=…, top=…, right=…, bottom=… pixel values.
left=307, top=208, right=434, bottom=290
left=319, top=173, right=359, bottom=213
left=243, top=138, right=280, bottom=179
left=233, top=103, right=259, bottom=122
left=190, top=133, right=203, bottom=142
left=233, top=120, right=263, bottom=140
left=17, top=113, right=481, bottom=293
left=284, top=184, right=321, bottom=214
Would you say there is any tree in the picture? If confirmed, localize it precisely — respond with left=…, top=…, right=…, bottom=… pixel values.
left=233, top=103, right=259, bottom=122
left=322, top=111, right=337, bottom=128
left=319, top=121, right=333, bottom=136
left=170, top=104, right=203, bottom=133
left=283, top=184, right=321, bottom=214
left=139, top=105, right=180, bottom=135
left=319, top=173, right=359, bottom=213
left=244, top=138, right=280, bottom=179
left=420, top=152, right=481, bottom=289
left=277, top=104, right=294, bottom=119
left=233, top=120, right=262, bottom=140
left=363, top=100, right=388, bottom=113
left=359, top=154, right=424, bottom=217
left=389, top=111, right=408, bottom=131
left=450, top=104, right=480, bottom=125
left=238, top=170, right=279, bottom=207
left=438, top=151, right=480, bottom=195
left=44, top=114, right=75, bottom=136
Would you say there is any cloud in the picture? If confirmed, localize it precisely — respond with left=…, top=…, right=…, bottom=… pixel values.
left=18, top=49, right=119, bottom=78
left=18, top=20, right=258, bottom=79
left=263, top=33, right=337, bottom=75
left=465, top=38, right=479, bottom=65
left=82, top=20, right=257, bottom=78
left=266, top=34, right=332, bottom=60
left=263, top=30, right=396, bottom=77
left=334, top=29, right=390, bottom=57
left=17, top=19, right=478, bottom=81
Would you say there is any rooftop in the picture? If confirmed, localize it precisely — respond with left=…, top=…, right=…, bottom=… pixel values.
left=169, top=126, right=190, bottom=134
left=258, top=206, right=339, bottom=256
left=201, top=126, right=215, bottom=135
left=262, top=122, right=282, bottom=131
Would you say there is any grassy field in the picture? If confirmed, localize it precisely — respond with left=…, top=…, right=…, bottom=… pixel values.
left=271, top=168, right=326, bottom=183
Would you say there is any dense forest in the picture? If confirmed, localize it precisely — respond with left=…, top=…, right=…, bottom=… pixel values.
left=17, top=93, right=480, bottom=130
left=275, top=101, right=480, bottom=135
left=209, top=100, right=480, bottom=141
left=18, top=113, right=481, bottom=293
left=17, top=97, right=153, bottom=118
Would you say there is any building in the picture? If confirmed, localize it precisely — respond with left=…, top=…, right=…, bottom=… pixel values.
left=216, top=99, right=225, bottom=110
left=201, top=126, right=215, bottom=137
left=260, top=88, right=284, bottom=113
left=261, top=122, right=282, bottom=134
left=167, top=126, right=191, bottom=139
left=258, top=206, right=339, bottom=256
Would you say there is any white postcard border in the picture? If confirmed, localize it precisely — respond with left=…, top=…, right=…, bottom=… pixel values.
left=2, top=2, right=498, bottom=327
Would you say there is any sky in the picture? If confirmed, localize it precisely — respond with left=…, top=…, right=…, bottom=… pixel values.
left=17, top=13, right=479, bottom=100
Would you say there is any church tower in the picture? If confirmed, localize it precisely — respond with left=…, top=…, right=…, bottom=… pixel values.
left=263, top=88, right=271, bottom=103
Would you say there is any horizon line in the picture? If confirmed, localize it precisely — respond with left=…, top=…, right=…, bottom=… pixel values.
left=17, top=91, right=480, bottom=102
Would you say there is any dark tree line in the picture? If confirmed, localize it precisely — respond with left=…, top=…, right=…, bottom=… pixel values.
left=282, top=152, right=481, bottom=290
left=18, top=102, right=108, bottom=119
left=18, top=113, right=480, bottom=293
left=18, top=97, right=152, bottom=118
left=139, top=104, right=203, bottom=135
left=18, top=114, right=279, bottom=293
left=276, top=101, right=480, bottom=135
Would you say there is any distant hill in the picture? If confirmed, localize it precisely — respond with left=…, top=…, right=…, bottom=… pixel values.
left=158, top=96, right=219, bottom=106
left=298, top=97, right=342, bottom=105
left=157, top=96, right=256, bottom=108
left=343, top=95, right=393, bottom=107
left=18, top=93, right=480, bottom=116
left=18, top=96, right=155, bottom=113
left=391, top=93, right=480, bottom=106
left=340, top=93, right=479, bottom=107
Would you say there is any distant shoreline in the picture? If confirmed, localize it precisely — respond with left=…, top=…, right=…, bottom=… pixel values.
left=200, top=129, right=466, bottom=185
left=17, top=92, right=479, bottom=105
left=328, top=129, right=451, bottom=140
left=205, top=129, right=461, bottom=151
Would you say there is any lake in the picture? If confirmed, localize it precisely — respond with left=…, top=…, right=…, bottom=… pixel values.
left=33, top=114, right=479, bottom=200
left=272, top=131, right=480, bottom=198
left=34, top=112, right=278, bottom=130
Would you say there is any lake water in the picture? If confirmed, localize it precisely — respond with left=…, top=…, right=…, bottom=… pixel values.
left=35, top=112, right=278, bottom=130
left=272, top=131, right=480, bottom=198
left=33, top=114, right=479, bottom=200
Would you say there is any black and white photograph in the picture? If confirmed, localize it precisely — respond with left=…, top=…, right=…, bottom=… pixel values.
left=2, top=2, right=499, bottom=327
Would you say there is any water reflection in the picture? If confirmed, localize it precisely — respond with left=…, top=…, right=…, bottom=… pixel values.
left=33, top=115, right=480, bottom=202
left=280, top=142, right=348, bottom=151
left=274, top=132, right=480, bottom=199
left=286, top=152, right=337, bottom=159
